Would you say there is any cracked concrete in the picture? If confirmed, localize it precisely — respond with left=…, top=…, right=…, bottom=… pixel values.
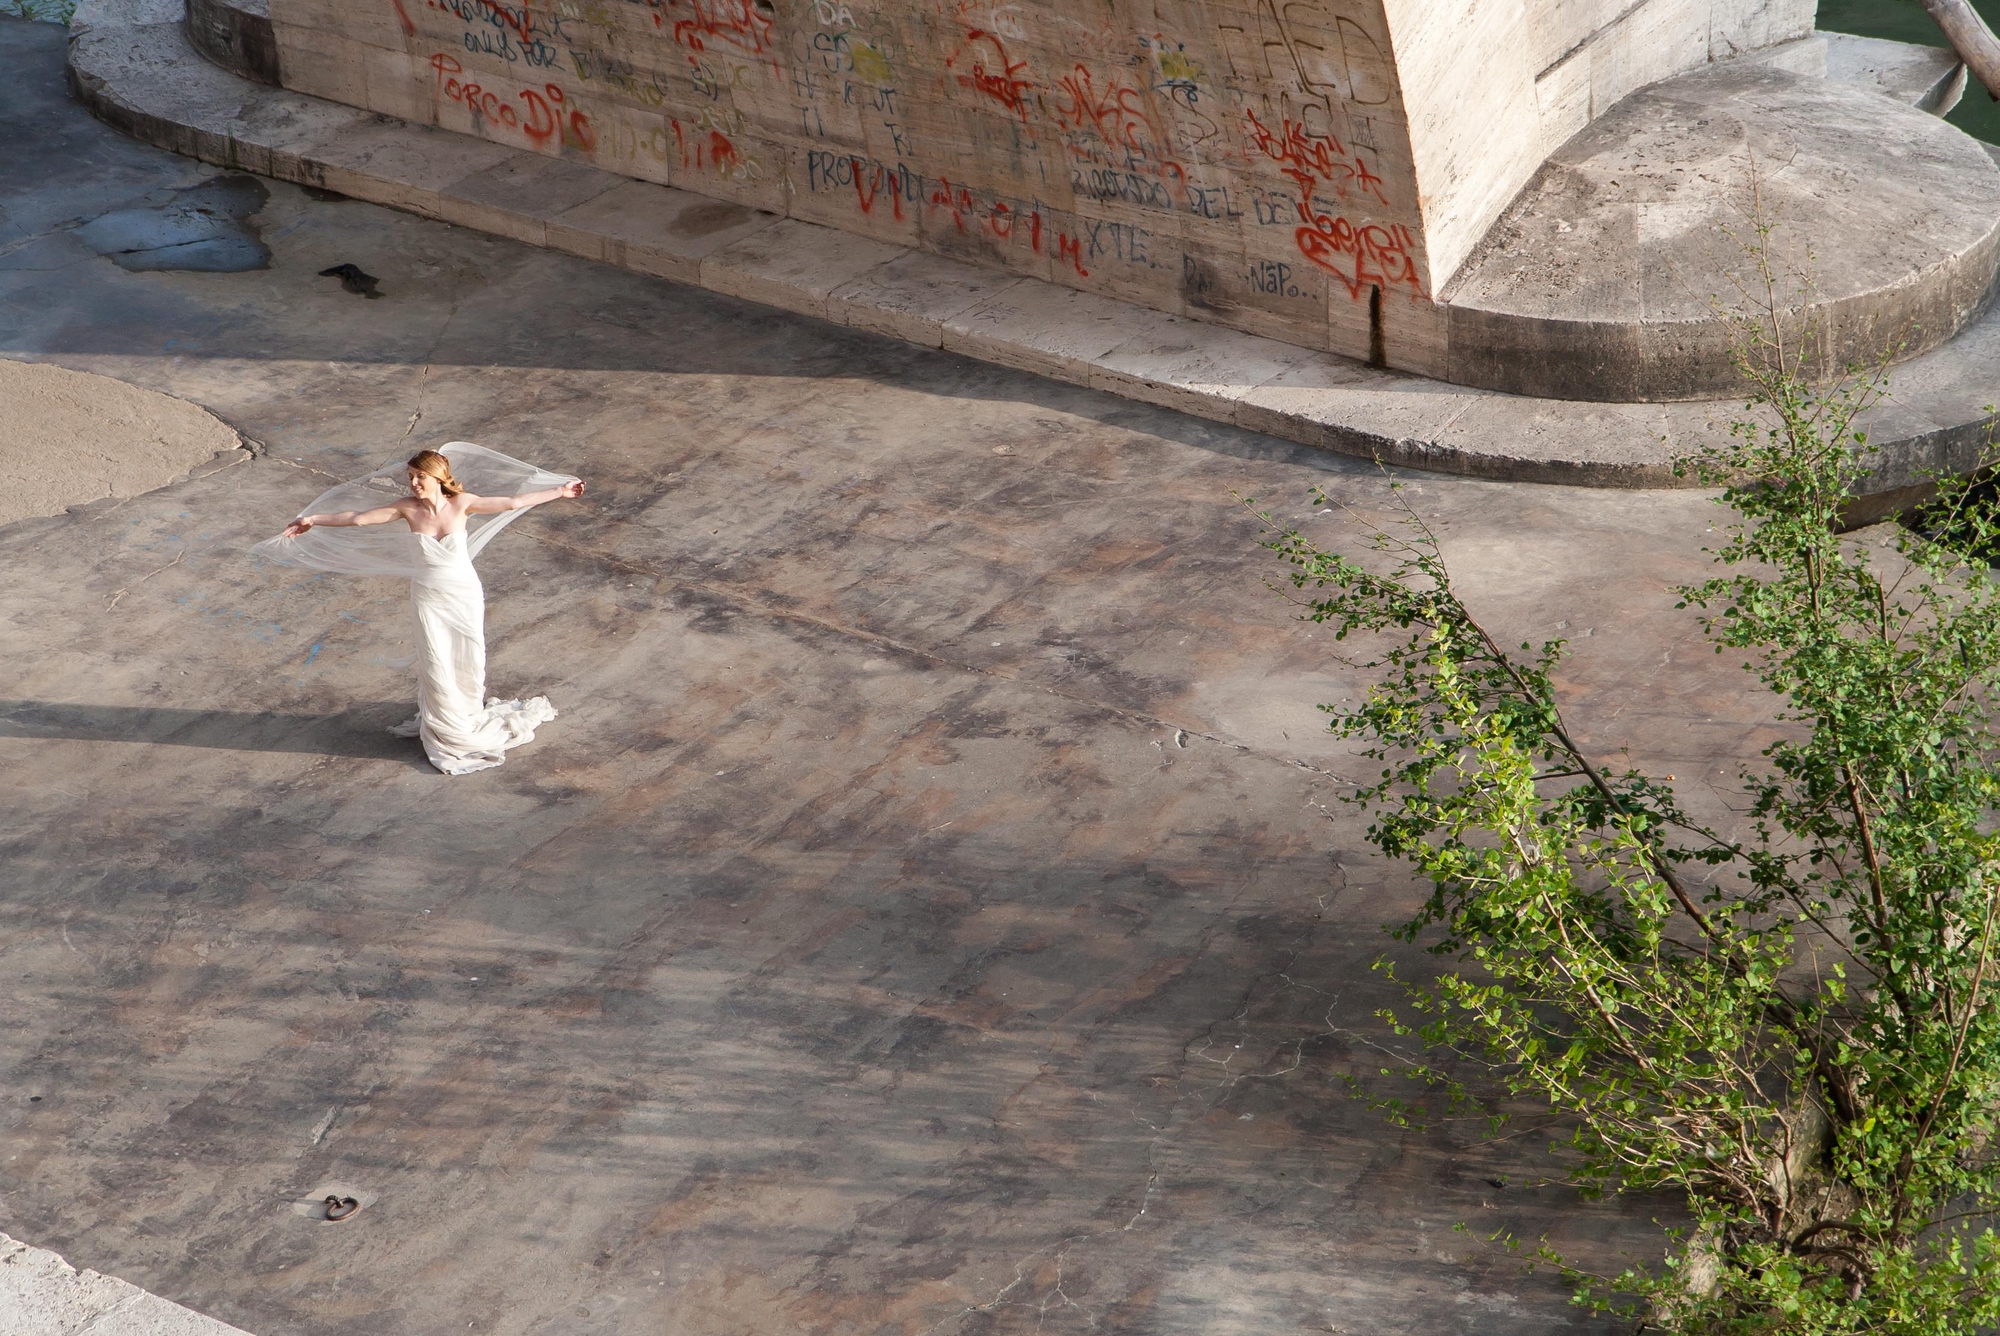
left=0, top=15, right=1793, bottom=1335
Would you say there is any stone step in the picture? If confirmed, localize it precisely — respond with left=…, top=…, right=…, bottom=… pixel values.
left=184, top=0, right=272, bottom=85
left=61, top=0, right=2000, bottom=499
left=1435, top=59, right=2000, bottom=401
left=164, top=0, right=2000, bottom=409
left=1823, top=30, right=1970, bottom=113
left=156, top=0, right=2000, bottom=408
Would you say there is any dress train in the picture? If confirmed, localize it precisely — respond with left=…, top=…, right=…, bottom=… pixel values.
left=399, top=530, right=555, bottom=775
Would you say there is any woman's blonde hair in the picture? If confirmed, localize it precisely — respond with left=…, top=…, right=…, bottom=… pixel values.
left=407, top=449, right=464, bottom=497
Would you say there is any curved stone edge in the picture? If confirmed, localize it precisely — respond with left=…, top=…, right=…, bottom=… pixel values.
left=1436, top=65, right=2000, bottom=404
left=1823, top=30, right=1968, bottom=113
left=61, top=5, right=2000, bottom=494
left=185, top=0, right=276, bottom=85
left=0, top=1231, right=258, bottom=1335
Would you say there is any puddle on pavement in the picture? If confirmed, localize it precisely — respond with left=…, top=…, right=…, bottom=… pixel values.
left=71, top=175, right=271, bottom=273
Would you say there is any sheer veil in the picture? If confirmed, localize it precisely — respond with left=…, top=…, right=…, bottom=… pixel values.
left=252, top=442, right=579, bottom=578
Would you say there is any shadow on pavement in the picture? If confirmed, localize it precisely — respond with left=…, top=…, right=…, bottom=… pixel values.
left=0, top=699, right=429, bottom=763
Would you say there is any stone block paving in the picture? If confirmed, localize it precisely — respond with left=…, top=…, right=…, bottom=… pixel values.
left=5, top=15, right=1809, bottom=1336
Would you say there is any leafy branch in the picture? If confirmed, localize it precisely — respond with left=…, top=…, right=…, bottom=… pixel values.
left=1260, top=226, right=2000, bottom=1331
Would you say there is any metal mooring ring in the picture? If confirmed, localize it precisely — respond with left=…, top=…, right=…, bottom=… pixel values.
left=324, top=1195, right=359, bottom=1222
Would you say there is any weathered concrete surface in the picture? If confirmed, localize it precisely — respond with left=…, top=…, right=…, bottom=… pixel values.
left=1, top=1233, right=257, bottom=1336
left=0, top=359, right=244, bottom=527
left=185, top=0, right=274, bottom=86
left=0, top=16, right=1848, bottom=1335
left=1824, top=29, right=1969, bottom=112
left=1440, top=61, right=2000, bottom=400
left=64, top=3, right=2000, bottom=489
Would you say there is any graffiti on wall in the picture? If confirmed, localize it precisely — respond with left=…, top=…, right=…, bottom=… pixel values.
left=430, top=53, right=596, bottom=150
left=947, top=29, right=1031, bottom=119
left=667, top=0, right=780, bottom=71
left=358, top=0, right=1426, bottom=342
left=1242, top=104, right=1418, bottom=300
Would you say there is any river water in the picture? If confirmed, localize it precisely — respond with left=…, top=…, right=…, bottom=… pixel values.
left=1819, top=0, right=2000, bottom=141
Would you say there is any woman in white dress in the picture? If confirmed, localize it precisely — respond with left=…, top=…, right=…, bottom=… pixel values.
left=258, top=444, right=585, bottom=776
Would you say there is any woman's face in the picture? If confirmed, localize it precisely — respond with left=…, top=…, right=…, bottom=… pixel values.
left=407, top=467, right=440, bottom=500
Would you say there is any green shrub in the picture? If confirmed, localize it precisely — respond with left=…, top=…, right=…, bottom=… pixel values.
left=1259, top=314, right=2000, bottom=1331
left=2, top=0, right=78, bottom=22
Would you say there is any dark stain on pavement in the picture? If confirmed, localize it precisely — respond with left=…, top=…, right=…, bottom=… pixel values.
left=71, top=174, right=270, bottom=273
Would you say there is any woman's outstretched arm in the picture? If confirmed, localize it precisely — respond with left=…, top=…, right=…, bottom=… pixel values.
left=283, top=502, right=407, bottom=537
left=464, top=480, right=586, bottom=514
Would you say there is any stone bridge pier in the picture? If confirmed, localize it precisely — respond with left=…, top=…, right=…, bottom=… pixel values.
left=221, top=0, right=1999, bottom=399
left=63, top=0, right=2000, bottom=483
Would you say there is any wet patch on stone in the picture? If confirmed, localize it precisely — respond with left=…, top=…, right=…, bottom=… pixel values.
left=72, top=175, right=270, bottom=273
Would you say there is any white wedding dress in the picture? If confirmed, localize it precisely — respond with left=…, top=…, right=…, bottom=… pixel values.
left=254, top=443, right=574, bottom=776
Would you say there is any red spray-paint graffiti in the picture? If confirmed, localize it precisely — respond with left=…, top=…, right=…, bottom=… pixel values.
left=803, top=152, right=1087, bottom=280
left=669, top=0, right=778, bottom=66
left=947, top=30, right=1033, bottom=119
left=1053, top=64, right=1188, bottom=209
left=1055, top=232, right=1088, bottom=277
left=1245, top=107, right=1414, bottom=298
left=1055, top=66, right=1164, bottom=163
left=1244, top=109, right=1386, bottom=206
left=431, top=54, right=595, bottom=152
left=1293, top=204, right=1419, bottom=300
left=853, top=158, right=907, bottom=220
left=928, top=178, right=978, bottom=231
left=912, top=176, right=1087, bottom=277
left=670, top=118, right=742, bottom=175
